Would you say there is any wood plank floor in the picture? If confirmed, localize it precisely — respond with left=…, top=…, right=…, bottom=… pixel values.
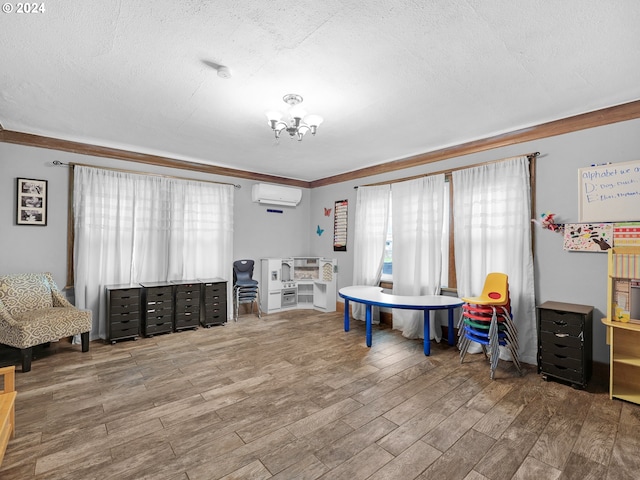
left=1, top=310, right=639, bottom=480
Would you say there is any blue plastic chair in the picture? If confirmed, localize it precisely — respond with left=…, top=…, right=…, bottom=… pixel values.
left=233, top=260, right=261, bottom=320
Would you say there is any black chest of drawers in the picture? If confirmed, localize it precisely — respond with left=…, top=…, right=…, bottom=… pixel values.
left=200, top=278, right=227, bottom=327
left=537, top=301, right=593, bottom=389
left=140, top=282, right=174, bottom=337
left=105, top=284, right=141, bottom=343
left=173, top=280, right=201, bottom=331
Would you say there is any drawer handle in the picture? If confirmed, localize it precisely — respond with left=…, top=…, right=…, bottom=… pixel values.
left=553, top=354, right=567, bottom=359
left=554, top=333, right=569, bottom=338
left=553, top=344, right=568, bottom=349
left=553, top=320, right=567, bottom=326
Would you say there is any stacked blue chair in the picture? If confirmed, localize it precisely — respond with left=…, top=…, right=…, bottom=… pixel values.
left=457, top=272, right=521, bottom=379
left=233, top=259, right=261, bottom=321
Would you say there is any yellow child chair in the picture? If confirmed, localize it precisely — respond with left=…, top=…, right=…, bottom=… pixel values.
left=458, top=272, right=521, bottom=379
left=462, top=272, right=509, bottom=306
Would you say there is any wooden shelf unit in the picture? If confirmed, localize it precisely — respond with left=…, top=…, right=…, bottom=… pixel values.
left=602, top=318, right=640, bottom=404
left=0, top=366, right=16, bottom=467
left=603, top=246, right=640, bottom=404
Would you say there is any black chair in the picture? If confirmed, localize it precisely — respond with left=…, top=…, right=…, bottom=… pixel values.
left=232, top=260, right=261, bottom=320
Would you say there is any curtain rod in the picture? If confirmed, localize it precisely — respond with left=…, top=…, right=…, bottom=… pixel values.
left=52, top=160, right=242, bottom=188
left=353, top=152, right=540, bottom=189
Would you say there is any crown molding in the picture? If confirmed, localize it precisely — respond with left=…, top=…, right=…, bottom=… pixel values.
left=310, top=99, right=640, bottom=187
left=0, top=129, right=311, bottom=188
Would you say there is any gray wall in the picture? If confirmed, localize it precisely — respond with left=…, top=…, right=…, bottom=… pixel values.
left=2, top=117, right=640, bottom=363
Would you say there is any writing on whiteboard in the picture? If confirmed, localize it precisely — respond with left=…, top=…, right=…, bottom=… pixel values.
left=582, top=166, right=640, bottom=204
left=578, top=160, right=640, bottom=223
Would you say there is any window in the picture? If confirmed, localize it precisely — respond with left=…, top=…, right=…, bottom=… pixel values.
left=382, top=198, right=393, bottom=276
left=371, top=153, right=535, bottom=293
left=72, top=165, right=234, bottom=339
left=381, top=181, right=450, bottom=286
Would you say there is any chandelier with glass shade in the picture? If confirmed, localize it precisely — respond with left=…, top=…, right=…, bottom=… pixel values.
left=265, top=94, right=323, bottom=141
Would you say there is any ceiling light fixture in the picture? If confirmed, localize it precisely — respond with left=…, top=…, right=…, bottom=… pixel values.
left=265, top=94, right=323, bottom=141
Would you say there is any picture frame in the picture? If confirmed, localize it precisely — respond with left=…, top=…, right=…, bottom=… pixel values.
left=16, top=178, right=48, bottom=226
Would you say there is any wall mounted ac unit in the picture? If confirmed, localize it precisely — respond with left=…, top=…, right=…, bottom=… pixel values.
left=251, top=183, right=302, bottom=207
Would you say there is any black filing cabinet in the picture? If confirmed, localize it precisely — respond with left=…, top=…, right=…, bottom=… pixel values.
left=537, top=301, right=593, bottom=388
left=200, top=278, right=227, bottom=327
left=141, top=282, right=174, bottom=336
left=173, top=280, right=201, bottom=331
left=105, top=284, right=141, bottom=343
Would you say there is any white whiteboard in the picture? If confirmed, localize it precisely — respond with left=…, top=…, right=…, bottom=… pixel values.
left=578, top=160, right=640, bottom=222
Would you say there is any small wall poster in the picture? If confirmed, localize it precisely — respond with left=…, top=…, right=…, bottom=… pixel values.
left=333, top=199, right=348, bottom=251
left=563, top=223, right=613, bottom=252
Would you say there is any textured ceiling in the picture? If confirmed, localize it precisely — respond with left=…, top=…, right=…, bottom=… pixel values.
left=1, top=1, right=640, bottom=181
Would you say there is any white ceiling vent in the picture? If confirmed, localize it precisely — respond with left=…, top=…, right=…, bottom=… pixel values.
left=251, top=183, right=302, bottom=207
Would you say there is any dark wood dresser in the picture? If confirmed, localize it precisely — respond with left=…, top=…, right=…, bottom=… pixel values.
left=537, top=300, right=593, bottom=389
left=140, top=281, right=174, bottom=337
left=172, top=280, right=201, bottom=331
left=200, top=278, right=227, bottom=327
left=105, top=284, right=141, bottom=343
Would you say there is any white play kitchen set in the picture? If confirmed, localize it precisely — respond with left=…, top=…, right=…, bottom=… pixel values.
left=260, top=257, right=337, bottom=314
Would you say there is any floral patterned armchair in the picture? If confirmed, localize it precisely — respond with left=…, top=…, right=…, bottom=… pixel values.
left=0, top=272, right=92, bottom=372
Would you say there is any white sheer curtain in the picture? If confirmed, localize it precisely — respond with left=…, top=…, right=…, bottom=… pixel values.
left=168, top=180, right=234, bottom=280
left=453, top=156, right=536, bottom=365
left=352, top=185, right=390, bottom=321
left=391, top=175, right=445, bottom=340
left=73, top=166, right=234, bottom=340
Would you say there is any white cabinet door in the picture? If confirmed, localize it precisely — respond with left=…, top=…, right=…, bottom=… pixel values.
left=261, top=258, right=282, bottom=292
left=261, top=258, right=284, bottom=312
left=267, top=290, right=281, bottom=311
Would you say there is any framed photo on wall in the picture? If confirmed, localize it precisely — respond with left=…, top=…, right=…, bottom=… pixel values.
left=16, top=178, right=48, bottom=226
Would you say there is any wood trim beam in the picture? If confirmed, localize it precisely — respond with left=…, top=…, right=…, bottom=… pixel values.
left=0, top=129, right=311, bottom=188
left=310, top=100, right=640, bottom=187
